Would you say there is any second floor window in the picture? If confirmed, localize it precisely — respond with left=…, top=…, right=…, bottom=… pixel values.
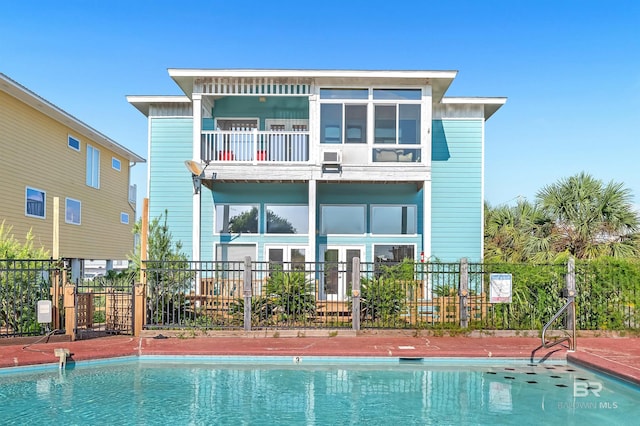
left=86, top=145, right=100, bottom=188
left=68, top=135, right=80, bottom=151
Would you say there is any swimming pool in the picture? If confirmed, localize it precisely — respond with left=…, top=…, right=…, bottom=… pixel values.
left=1, top=357, right=638, bottom=424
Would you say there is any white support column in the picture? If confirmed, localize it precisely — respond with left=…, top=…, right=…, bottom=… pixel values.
left=192, top=94, right=203, bottom=263
left=308, top=88, right=318, bottom=163
left=308, top=179, right=317, bottom=263
left=423, top=179, right=431, bottom=260
left=422, top=84, right=433, bottom=166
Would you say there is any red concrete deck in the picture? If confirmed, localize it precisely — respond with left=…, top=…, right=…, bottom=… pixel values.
left=2, top=333, right=639, bottom=386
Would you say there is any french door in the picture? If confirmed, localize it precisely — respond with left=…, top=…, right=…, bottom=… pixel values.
left=322, top=246, right=363, bottom=301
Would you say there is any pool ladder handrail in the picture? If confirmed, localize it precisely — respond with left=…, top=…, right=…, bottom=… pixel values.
left=541, top=299, right=576, bottom=351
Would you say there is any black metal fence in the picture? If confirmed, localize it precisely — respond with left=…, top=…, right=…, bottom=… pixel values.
left=141, top=258, right=640, bottom=332
left=0, top=259, right=64, bottom=337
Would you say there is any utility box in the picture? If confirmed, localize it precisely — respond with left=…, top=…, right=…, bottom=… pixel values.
left=37, top=300, right=53, bottom=324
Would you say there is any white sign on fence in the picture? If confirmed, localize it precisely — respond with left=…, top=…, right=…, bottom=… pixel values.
left=490, top=273, right=512, bottom=303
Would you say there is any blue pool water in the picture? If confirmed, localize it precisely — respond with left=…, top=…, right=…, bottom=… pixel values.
left=1, top=357, right=638, bottom=425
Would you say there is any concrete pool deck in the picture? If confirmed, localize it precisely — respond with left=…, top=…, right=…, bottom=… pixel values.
left=2, top=333, right=639, bottom=385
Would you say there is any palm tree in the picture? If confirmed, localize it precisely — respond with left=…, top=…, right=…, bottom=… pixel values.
left=536, top=172, right=640, bottom=259
left=484, top=199, right=555, bottom=262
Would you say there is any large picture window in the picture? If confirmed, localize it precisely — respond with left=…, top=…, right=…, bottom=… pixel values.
left=320, top=205, right=366, bottom=235
left=266, top=205, right=308, bottom=234
left=215, top=204, right=259, bottom=234
left=25, top=187, right=45, bottom=218
left=371, top=205, right=417, bottom=235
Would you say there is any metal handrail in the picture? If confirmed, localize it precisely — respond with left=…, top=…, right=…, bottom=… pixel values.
left=541, top=300, right=576, bottom=351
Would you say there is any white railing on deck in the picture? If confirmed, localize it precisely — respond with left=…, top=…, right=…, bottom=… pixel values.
left=201, top=130, right=309, bottom=163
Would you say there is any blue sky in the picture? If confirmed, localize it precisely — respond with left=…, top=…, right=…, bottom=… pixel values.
left=2, top=0, right=639, bottom=211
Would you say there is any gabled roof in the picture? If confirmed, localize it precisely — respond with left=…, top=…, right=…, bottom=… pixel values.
left=0, top=73, right=145, bottom=163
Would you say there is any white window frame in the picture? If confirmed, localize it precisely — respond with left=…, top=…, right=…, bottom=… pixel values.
left=319, top=204, right=367, bottom=236
left=68, top=135, right=81, bottom=151
left=65, top=197, right=81, bottom=225
left=86, top=144, right=100, bottom=188
left=120, top=212, right=130, bottom=224
left=25, top=186, right=46, bottom=219
left=319, top=87, right=423, bottom=145
left=370, top=204, right=418, bottom=235
left=112, top=157, right=121, bottom=171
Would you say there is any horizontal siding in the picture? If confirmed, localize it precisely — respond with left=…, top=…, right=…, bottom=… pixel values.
left=431, top=119, right=483, bottom=262
left=149, top=117, right=194, bottom=257
left=0, top=91, right=135, bottom=259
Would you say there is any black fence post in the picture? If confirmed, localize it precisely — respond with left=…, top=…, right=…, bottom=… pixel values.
left=459, top=258, right=469, bottom=328
left=243, top=257, right=253, bottom=332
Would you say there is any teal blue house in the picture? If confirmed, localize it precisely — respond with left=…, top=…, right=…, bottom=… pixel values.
left=128, top=69, right=505, bottom=300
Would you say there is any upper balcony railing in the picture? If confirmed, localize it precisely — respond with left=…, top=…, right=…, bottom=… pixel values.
left=202, top=130, right=309, bottom=163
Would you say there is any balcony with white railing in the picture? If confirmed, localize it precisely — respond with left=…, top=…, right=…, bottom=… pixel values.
left=201, top=130, right=309, bottom=163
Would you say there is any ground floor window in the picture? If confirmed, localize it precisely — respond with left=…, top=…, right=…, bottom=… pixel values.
left=373, top=244, right=415, bottom=264
left=65, top=198, right=81, bottom=225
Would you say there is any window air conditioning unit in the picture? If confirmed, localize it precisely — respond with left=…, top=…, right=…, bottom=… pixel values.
left=322, top=150, right=342, bottom=165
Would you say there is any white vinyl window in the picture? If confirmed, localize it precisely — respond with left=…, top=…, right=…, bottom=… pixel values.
left=68, top=135, right=80, bottom=151
left=120, top=212, right=130, bottom=224
left=65, top=198, right=81, bottom=225
left=25, top=187, right=46, bottom=218
left=86, top=144, right=100, bottom=188
left=112, top=157, right=121, bottom=171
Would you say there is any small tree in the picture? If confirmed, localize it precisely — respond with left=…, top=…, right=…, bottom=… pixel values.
left=129, top=211, right=193, bottom=324
left=0, top=221, right=51, bottom=335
